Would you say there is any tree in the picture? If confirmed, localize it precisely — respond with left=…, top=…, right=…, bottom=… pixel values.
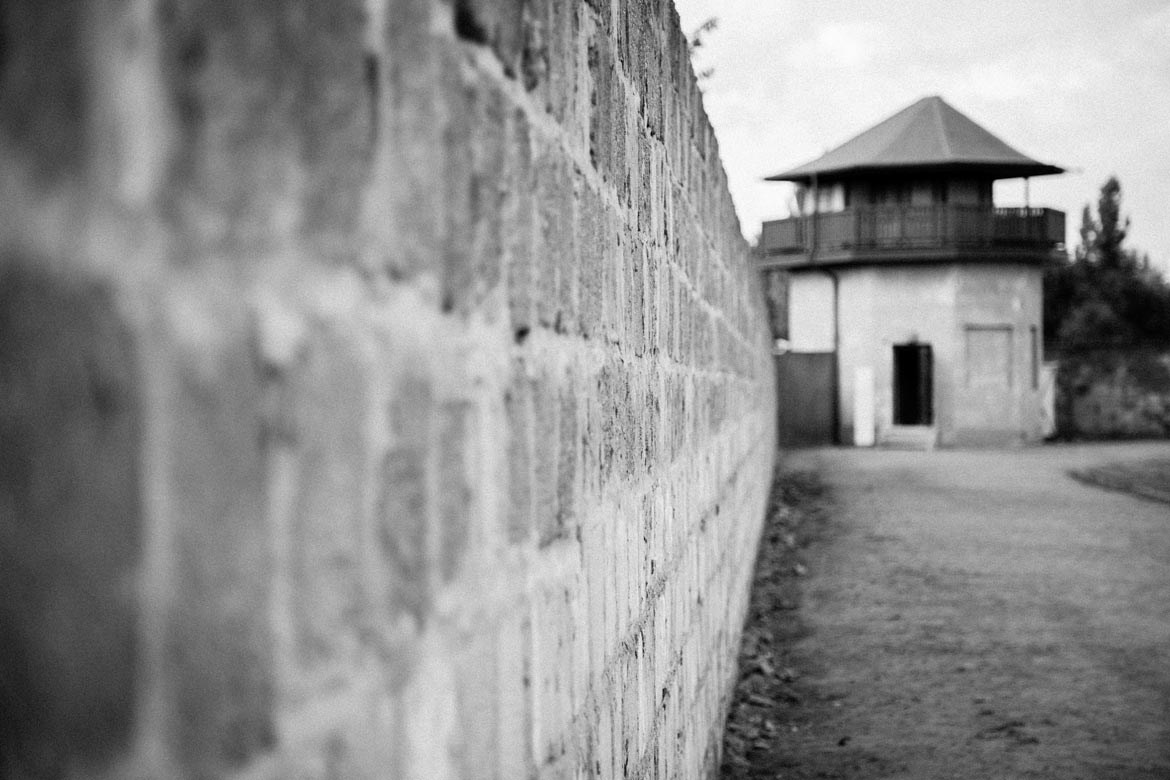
left=1044, top=176, right=1170, bottom=349
left=1074, top=176, right=1141, bottom=270
left=687, top=17, right=718, bottom=83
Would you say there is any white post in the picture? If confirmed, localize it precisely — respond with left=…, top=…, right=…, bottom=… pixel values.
left=853, top=365, right=876, bottom=447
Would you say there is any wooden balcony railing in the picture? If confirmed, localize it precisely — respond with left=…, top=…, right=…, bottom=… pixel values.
left=761, top=206, right=1065, bottom=263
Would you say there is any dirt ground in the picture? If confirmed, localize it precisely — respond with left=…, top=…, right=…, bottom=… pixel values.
left=721, top=442, right=1170, bottom=779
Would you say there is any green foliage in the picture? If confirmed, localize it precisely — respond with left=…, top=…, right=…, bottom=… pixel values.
left=1044, top=176, right=1170, bottom=349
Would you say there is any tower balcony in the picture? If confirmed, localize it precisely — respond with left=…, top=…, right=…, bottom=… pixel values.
left=759, top=205, right=1066, bottom=269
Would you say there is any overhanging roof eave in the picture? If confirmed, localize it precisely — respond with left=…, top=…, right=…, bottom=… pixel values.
left=764, top=160, right=1066, bottom=184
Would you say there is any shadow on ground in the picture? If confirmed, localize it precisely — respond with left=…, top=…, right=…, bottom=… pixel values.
left=720, top=463, right=842, bottom=778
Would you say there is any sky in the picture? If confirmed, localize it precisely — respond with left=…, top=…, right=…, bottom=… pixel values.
left=672, top=0, right=1170, bottom=272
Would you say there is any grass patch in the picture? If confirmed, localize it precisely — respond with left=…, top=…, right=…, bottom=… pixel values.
left=1070, top=457, right=1170, bottom=506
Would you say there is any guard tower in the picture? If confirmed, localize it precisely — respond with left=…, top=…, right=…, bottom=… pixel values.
left=761, top=96, right=1065, bottom=448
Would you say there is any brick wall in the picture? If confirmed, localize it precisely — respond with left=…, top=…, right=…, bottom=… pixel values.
left=0, top=1, right=775, bottom=778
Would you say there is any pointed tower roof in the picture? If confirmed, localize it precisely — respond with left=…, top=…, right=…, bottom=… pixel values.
left=766, top=96, right=1063, bottom=183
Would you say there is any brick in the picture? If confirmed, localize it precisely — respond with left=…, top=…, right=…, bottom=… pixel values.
left=531, top=367, right=561, bottom=546
left=454, top=628, right=500, bottom=777
left=611, top=78, right=629, bottom=205
left=628, top=240, right=646, bottom=356
left=647, top=250, right=659, bottom=354
left=637, top=135, right=653, bottom=236
left=279, top=323, right=372, bottom=675
left=497, top=608, right=533, bottom=779
left=521, top=0, right=549, bottom=95
left=603, top=209, right=624, bottom=345
left=437, top=401, right=473, bottom=582
left=471, top=81, right=508, bottom=298
left=442, top=56, right=477, bottom=312
left=587, top=385, right=608, bottom=503
left=0, top=1, right=778, bottom=778
left=165, top=293, right=275, bottom=775
left=507, top=106, right=536, bottom=336
left=534, top=143, right=563, bottom=329
left=546, top=1, right=578, bottom=125
left=504, top=367, right=534, bottom=543
left=584, top=530, right=607, bottom=692
left=294, top=1, right=371, bottom=247
left=0, top=263, right=142, bottom=776
left=531, top=587, right=562, bottom=765
left=379, top=373, right=433, bottom=622
left=555, top=165, right=580, bottom=335
left=0, top=2, right=89, bottom=181
left=556, top=370, right=580, bottom=535
left=587, top=32, right=614, bottom=175
left=578, top=183, right=605, bottom=338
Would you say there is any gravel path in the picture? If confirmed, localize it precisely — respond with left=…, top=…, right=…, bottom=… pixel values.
left=724, top=442, right=1170, bottom=779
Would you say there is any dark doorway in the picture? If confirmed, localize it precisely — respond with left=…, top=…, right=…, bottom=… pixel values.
left=893, top=343, right=933, bottom=425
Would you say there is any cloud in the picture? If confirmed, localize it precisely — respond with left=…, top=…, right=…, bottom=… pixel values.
left=809, top=22, right=883, bottom=69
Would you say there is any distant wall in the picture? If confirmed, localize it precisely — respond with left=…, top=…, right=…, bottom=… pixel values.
left=1054, top=349, right=1170, bottom=439
left=0, top=1, right=775, bottom=779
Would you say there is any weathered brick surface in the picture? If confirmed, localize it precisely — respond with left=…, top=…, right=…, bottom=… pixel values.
left=0, top=262, right=142, bottom=778
left=0, top=1, right=774, bottom=778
